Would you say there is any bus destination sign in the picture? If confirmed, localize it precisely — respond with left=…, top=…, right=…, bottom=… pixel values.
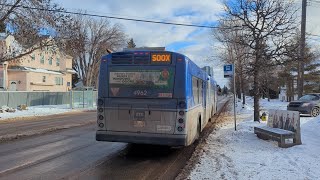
left=151, top=53, right=171, bottom=63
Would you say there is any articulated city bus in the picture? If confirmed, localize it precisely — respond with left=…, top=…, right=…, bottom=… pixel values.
left=96, top=50, right=217, bottom=146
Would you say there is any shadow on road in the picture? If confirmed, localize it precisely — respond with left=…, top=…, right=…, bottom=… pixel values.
left=123, top=144, right=176, bottom=158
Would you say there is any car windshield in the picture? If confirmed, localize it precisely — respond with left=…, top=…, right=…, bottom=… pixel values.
left=299, top=94, right=319, bottom=101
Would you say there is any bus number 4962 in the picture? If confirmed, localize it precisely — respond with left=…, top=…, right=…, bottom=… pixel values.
left=133, top=90, right=147, bottom=96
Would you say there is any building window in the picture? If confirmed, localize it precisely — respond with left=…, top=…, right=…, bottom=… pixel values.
left=30, top=54, right=35, bottom=61
left=42, top=76, right=46, bottom=82
left=0, top=78, right=3, bottom=88
left=55, top=77, right=63, bottom=85
left=40, top=55, right=45, bottom=64
left=56, top=58, right=60, bottom=66
left=48, top=57, right=52, bottom=65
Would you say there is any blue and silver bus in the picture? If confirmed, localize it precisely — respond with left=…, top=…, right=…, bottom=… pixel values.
left=96, top=50, right=217, bottom=146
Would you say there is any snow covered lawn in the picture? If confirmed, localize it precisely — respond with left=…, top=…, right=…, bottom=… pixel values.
left=189, top=97, right=320, bottom=180
left=0, top=104, right=96, bottom=120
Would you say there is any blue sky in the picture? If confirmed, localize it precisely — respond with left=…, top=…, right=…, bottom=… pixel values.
left=52, top=0, right=228, bottom=86
left=53, top=0, right=320, bottom=87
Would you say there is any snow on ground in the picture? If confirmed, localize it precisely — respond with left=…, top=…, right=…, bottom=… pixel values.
left=189, top=97, right=320, bottom=180
left=0, top=104, right=96, bottom=120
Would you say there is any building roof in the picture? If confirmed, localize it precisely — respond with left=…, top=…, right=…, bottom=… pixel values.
left=65, top=68, right=77, bottom=74
left=8, top=66, right=63, bottom=75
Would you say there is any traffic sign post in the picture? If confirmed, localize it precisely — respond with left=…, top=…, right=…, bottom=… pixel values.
left=224, top=64, right=237, bottom=131
left=224, top=64, right=233, bottom=78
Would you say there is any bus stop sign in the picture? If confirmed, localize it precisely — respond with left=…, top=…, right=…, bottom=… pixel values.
left=224, top=64, right=233, bottom=78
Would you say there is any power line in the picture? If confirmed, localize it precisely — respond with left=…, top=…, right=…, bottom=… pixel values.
left=309, top=0, right=320, bottom=3
left=0, top=3, right=219, bottom=29
left=309, top=34, right=320, bottom=37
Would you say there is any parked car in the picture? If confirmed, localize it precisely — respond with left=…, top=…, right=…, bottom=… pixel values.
left=287, top=93, right=320, bottom=117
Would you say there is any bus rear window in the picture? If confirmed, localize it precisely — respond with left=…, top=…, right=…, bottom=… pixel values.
left=108, top=67, right=175, bottom=98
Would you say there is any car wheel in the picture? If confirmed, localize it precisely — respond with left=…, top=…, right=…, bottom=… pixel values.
left=311, top=107, right=320, bottom=117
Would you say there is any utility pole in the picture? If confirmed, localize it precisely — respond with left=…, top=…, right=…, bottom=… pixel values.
left=298, top=0, right=307, bottom=98
left=233, top=64, right=236, bottom=131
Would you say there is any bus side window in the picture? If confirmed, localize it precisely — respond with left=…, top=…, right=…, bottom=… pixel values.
left=192, top=77, right=199, bottom=104
left=199, top=79, right=203, bottom=104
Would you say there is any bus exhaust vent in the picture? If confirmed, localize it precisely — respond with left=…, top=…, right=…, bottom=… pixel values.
left=111, top=53, right=133, bottom=64
left=134, top=55, right=149, bottom=64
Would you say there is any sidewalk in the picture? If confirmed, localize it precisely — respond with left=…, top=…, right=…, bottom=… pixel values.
left=187, top=98, right=320, bottom=180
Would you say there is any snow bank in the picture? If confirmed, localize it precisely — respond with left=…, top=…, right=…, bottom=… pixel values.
left=0, top=104, right=96, bottom=120
left=189, top=97, right=320, bottom=180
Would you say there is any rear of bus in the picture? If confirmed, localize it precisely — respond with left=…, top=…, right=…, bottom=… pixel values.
left=96, top=51, right=189, bottom=146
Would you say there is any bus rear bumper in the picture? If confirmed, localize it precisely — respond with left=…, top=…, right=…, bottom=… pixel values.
left=96, top=131, right=187, bottom=146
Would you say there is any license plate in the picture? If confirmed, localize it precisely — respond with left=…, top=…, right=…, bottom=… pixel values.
left=133, top=120, right=145, bottom=128
left=134, top=111, right=145, bottom=119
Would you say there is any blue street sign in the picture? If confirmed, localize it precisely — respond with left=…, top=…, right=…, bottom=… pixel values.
left=224, top=64, right=233, bottom=78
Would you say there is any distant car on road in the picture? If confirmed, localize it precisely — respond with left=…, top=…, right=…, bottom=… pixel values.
left=287, top=93, right=320, bottom=117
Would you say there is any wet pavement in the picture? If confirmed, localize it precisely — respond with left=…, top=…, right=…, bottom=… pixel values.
left=0, top=125, right=126, bottom=180
left=0, top=96, right=230, bottom=180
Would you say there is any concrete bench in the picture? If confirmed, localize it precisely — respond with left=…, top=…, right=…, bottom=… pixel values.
left=254, top=110, right=301, bottom=148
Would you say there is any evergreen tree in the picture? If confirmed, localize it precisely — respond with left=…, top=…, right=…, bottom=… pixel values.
left=127, top=38, right=136, bottom=48
left=304, top=63, right=320, bottom=93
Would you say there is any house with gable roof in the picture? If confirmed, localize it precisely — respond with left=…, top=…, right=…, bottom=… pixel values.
left=0, top=34, right=75, bottom=91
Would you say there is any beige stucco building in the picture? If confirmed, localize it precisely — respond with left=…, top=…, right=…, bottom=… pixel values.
left=0, top=34, right=75, bottom=92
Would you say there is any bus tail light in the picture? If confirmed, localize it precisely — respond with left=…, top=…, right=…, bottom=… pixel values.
left=178, top=118, right=184, bottom=124
left=98, top=108, right=103, bottom=113
left=179, top=111, right=184, bottom=116
left=98, top=115, right=104, bottom=120
left=98, top=123, right=104, bottom=128
left=179, top=101, right=186, bottom=108
left=98, top=99, right=104, bottom=106
left=177, top=126, right=183, bottom=132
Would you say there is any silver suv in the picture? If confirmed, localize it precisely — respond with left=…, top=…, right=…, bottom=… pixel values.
left=287, top=93, right=320, bottom=117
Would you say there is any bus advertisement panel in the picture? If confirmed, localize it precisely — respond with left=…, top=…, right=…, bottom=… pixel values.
left=108, top=67, right=175, bottom=98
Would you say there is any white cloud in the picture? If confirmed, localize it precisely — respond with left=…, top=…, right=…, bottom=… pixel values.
left=54, top=0, right=227, bottom=86
left=53, top=0, right=319, bottom=87
left=54, top=0, right=223, bottom=45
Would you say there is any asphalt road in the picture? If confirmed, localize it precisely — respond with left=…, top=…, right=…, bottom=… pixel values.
left=0, top=111, right=95, bottom=141
left=0, top=125, right=126, bottom=180
left=0, top=96, right=230, bottom=180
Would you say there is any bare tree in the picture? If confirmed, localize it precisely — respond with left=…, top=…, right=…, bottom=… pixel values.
left=65, top=16, right=126, bottom=88
left=214, top=19, right=251, bottom=105
left=218, top=0, right=299, bottom=121
left=0, top=0, right=69, bottom=62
